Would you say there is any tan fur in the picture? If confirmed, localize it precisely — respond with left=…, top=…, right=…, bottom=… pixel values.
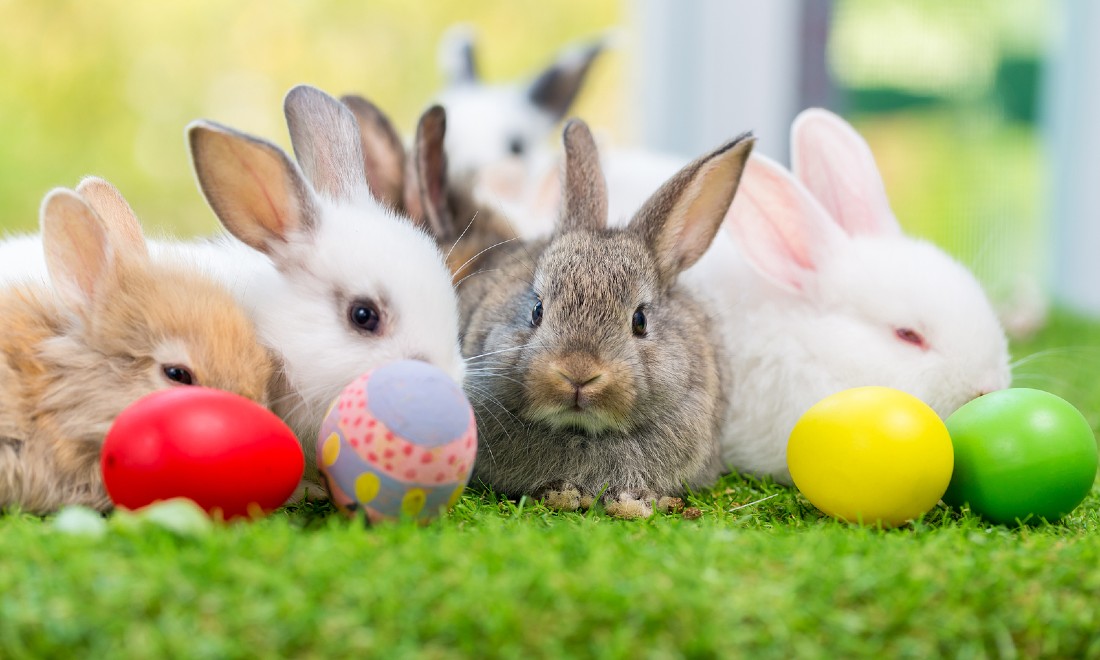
left=0, top=185, right=274, bottom=515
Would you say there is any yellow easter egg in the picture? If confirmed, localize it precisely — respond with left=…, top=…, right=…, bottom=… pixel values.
left=787, top=386, right=954, bottom=527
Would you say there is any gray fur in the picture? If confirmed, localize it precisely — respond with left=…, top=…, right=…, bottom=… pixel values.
left=456, top=121, right=755, bottom=513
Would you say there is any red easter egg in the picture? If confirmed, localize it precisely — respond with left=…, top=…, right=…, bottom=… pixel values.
left=101, top=387, right=304, bottom=520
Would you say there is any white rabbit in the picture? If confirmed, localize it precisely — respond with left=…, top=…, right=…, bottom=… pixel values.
left=183, top=84, right=466, bottom=489
left=434, top=23, right=607, bottom=184
left=680, top=109, right=1012, bottom=484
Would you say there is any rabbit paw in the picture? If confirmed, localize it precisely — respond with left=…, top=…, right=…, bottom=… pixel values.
left=541, top=483, right=584, bottom=511
left=603, top=489, right=661, bottom=519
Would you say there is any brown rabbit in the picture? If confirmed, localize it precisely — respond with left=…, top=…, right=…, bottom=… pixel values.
left=340, top=94, right=518, bottom=281
left=0, top=178, right=274, bottom=514
left=443, top=120, right=755, bottom=518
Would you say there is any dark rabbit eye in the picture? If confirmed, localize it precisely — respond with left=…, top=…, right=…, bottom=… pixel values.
left=349, top=301, right=381, bottom=334
left=895, top=327, right=926, bottom=348
left=163, top=365, right=196, bottom=386
left=632, top=307, right=647, bottom=336
left=508, top=137, right=526, bottom=156
left=531, top=299, right=543, bottom=327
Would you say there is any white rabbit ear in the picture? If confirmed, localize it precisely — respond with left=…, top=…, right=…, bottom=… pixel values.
left=340, top=94, right=407, bottom=210
left=404, top=105, right=455, bottom=241
left=631, top=133, right=755, bottom=285
left=527, top=39, right=605, bottom=121
left=74, top=177, right=148, bottom=263
left=284, top=85, right=366, bottom=204
left=438, top=23, right=479, bottom=85
left=791, top=108, right=901, bottom=237
left=40, top=188, right=111, bottom=308
left=726, top=154, right=845, bottom=293
left=188, top=119, right=320, bottom=256
left=559, top=119, right=607, bottom=233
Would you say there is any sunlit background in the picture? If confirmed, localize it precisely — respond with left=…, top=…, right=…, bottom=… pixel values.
left=0, top=0, right=1088, bottom=333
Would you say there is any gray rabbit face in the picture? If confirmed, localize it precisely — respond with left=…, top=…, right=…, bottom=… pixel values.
left=521, top=231, right=661, bottom=435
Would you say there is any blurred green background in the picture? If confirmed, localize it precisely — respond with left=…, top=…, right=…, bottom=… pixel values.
left=0, top=0, right=622, bottom=236
left=0, top=0, right=1052, bottom=316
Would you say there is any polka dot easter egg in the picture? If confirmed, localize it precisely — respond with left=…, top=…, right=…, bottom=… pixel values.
left=317, top=360, right=477, bottom=524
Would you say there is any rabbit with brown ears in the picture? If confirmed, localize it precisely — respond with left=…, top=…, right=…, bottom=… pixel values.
left=441, top=119, right=754, bottom=518
left=0, top=178, right=274, bottom=514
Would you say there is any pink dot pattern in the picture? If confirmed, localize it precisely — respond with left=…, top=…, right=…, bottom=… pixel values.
left=332, top=372, right=477, bottom=486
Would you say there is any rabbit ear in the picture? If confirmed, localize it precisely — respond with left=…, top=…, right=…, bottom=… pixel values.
left=188, top=119, right=320, bottom=257
left=527, top=39, right=605, bottom=121
left=74, top=177, right=148, bottom=262
left=438, top=23, right=479, bottom=85
left=40, top=188, right=112, bottom=308
left=559, top=119, right=607, bottom=233
left=340, top=94, right=407, bottom=210
left=791, top=108, right=901, bottom=237
left=726, top=154, right=846, bottom=293
left=283, top=84, right=366, bottom=204
left=630, top=134, right=755, bottom=285
left=404, top=105, right=455, bottom=241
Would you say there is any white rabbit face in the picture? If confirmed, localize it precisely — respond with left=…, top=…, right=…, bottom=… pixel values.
left=259, top=196, right=465, bottom=433
left=815, top=236, right=1011, bottom=417
left=437, top=84, right=554, bottom=178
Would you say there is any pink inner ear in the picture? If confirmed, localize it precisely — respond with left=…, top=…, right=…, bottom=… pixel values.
left=792, top=109, right=902, bottom=238
left=724, top=155, right=840, bottom=294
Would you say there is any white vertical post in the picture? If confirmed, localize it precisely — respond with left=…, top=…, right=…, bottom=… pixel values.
left=628, top=0, right=804, bottom=163
left=1046, top=0, right=1100, bottom=314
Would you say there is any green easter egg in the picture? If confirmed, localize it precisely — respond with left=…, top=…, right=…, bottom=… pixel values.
left=944, top=388, right=1097, bottom=525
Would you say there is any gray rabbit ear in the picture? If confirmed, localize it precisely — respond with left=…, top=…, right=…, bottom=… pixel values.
left=558, top=119, right=607, bottom=233
left=438, top=23, right=480, bottom=85
left=527, top=39, right=605, bottom=120
left=631, top=133, right=755, bottom=285
left=404, top=105, right=455, bottom=242
left=188, top=119, right=320, bottom=258
left=284, top=84, right=366, bottom=204
left=340, top=94, right=408, bottom=211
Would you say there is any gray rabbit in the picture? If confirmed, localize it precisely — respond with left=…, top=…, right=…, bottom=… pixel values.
left=442, top=119, right=754, bottom=517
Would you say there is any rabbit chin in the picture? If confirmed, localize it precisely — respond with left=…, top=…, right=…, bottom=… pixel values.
left=523, top=405, right=624, bottom=436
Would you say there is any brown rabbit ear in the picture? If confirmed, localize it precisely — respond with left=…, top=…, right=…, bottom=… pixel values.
left=40, top=188, right=111, bottom=308
left=74, top=177, right=148, bottom=262
left=527, top=40, right=605, bottom=121
left=405, top=105, right=455, bottom=241
left=188, top=119, right=320, bottom=256
left=630, top=133, right=755, bottom=285
left=340, top=94, right=407, bottom=210
left=284, top=84, right=365, bottom=204
left=559, top=119, right=607, bottom=233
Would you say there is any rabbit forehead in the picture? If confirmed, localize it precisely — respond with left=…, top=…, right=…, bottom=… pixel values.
left=265, top=200, right=464, bottom=406
left=89, top=264, right=273, bottom=403
left=535, top=232, right=659, bottom=305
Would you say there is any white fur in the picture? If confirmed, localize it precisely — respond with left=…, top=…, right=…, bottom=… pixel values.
left=0, top=234, right=48, bottom=285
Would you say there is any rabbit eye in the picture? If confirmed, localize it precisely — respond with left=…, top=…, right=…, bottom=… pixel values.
left=632, top=307, right=647, bottom=336
left=895, top=327, right=926, bottom=349
left=531, top=299, right=543, bottom=327
left=162, top=365, right=196, bottom=386
left=349, top=301, right=382, bottom=334
left=508, top=136, right=526, bottom=156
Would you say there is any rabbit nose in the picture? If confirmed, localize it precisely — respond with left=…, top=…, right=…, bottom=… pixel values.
left=557, top=370, right=603, bottom=409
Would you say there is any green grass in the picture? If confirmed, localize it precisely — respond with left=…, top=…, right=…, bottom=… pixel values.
left=4, top=311, right=1100, bottom=658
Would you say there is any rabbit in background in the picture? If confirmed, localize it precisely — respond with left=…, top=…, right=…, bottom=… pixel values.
left=0, top=178, right=274, bottom=514
left=681, top=109, right=1012, bottom=484
left=433, top=23, right=607, bottom=186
